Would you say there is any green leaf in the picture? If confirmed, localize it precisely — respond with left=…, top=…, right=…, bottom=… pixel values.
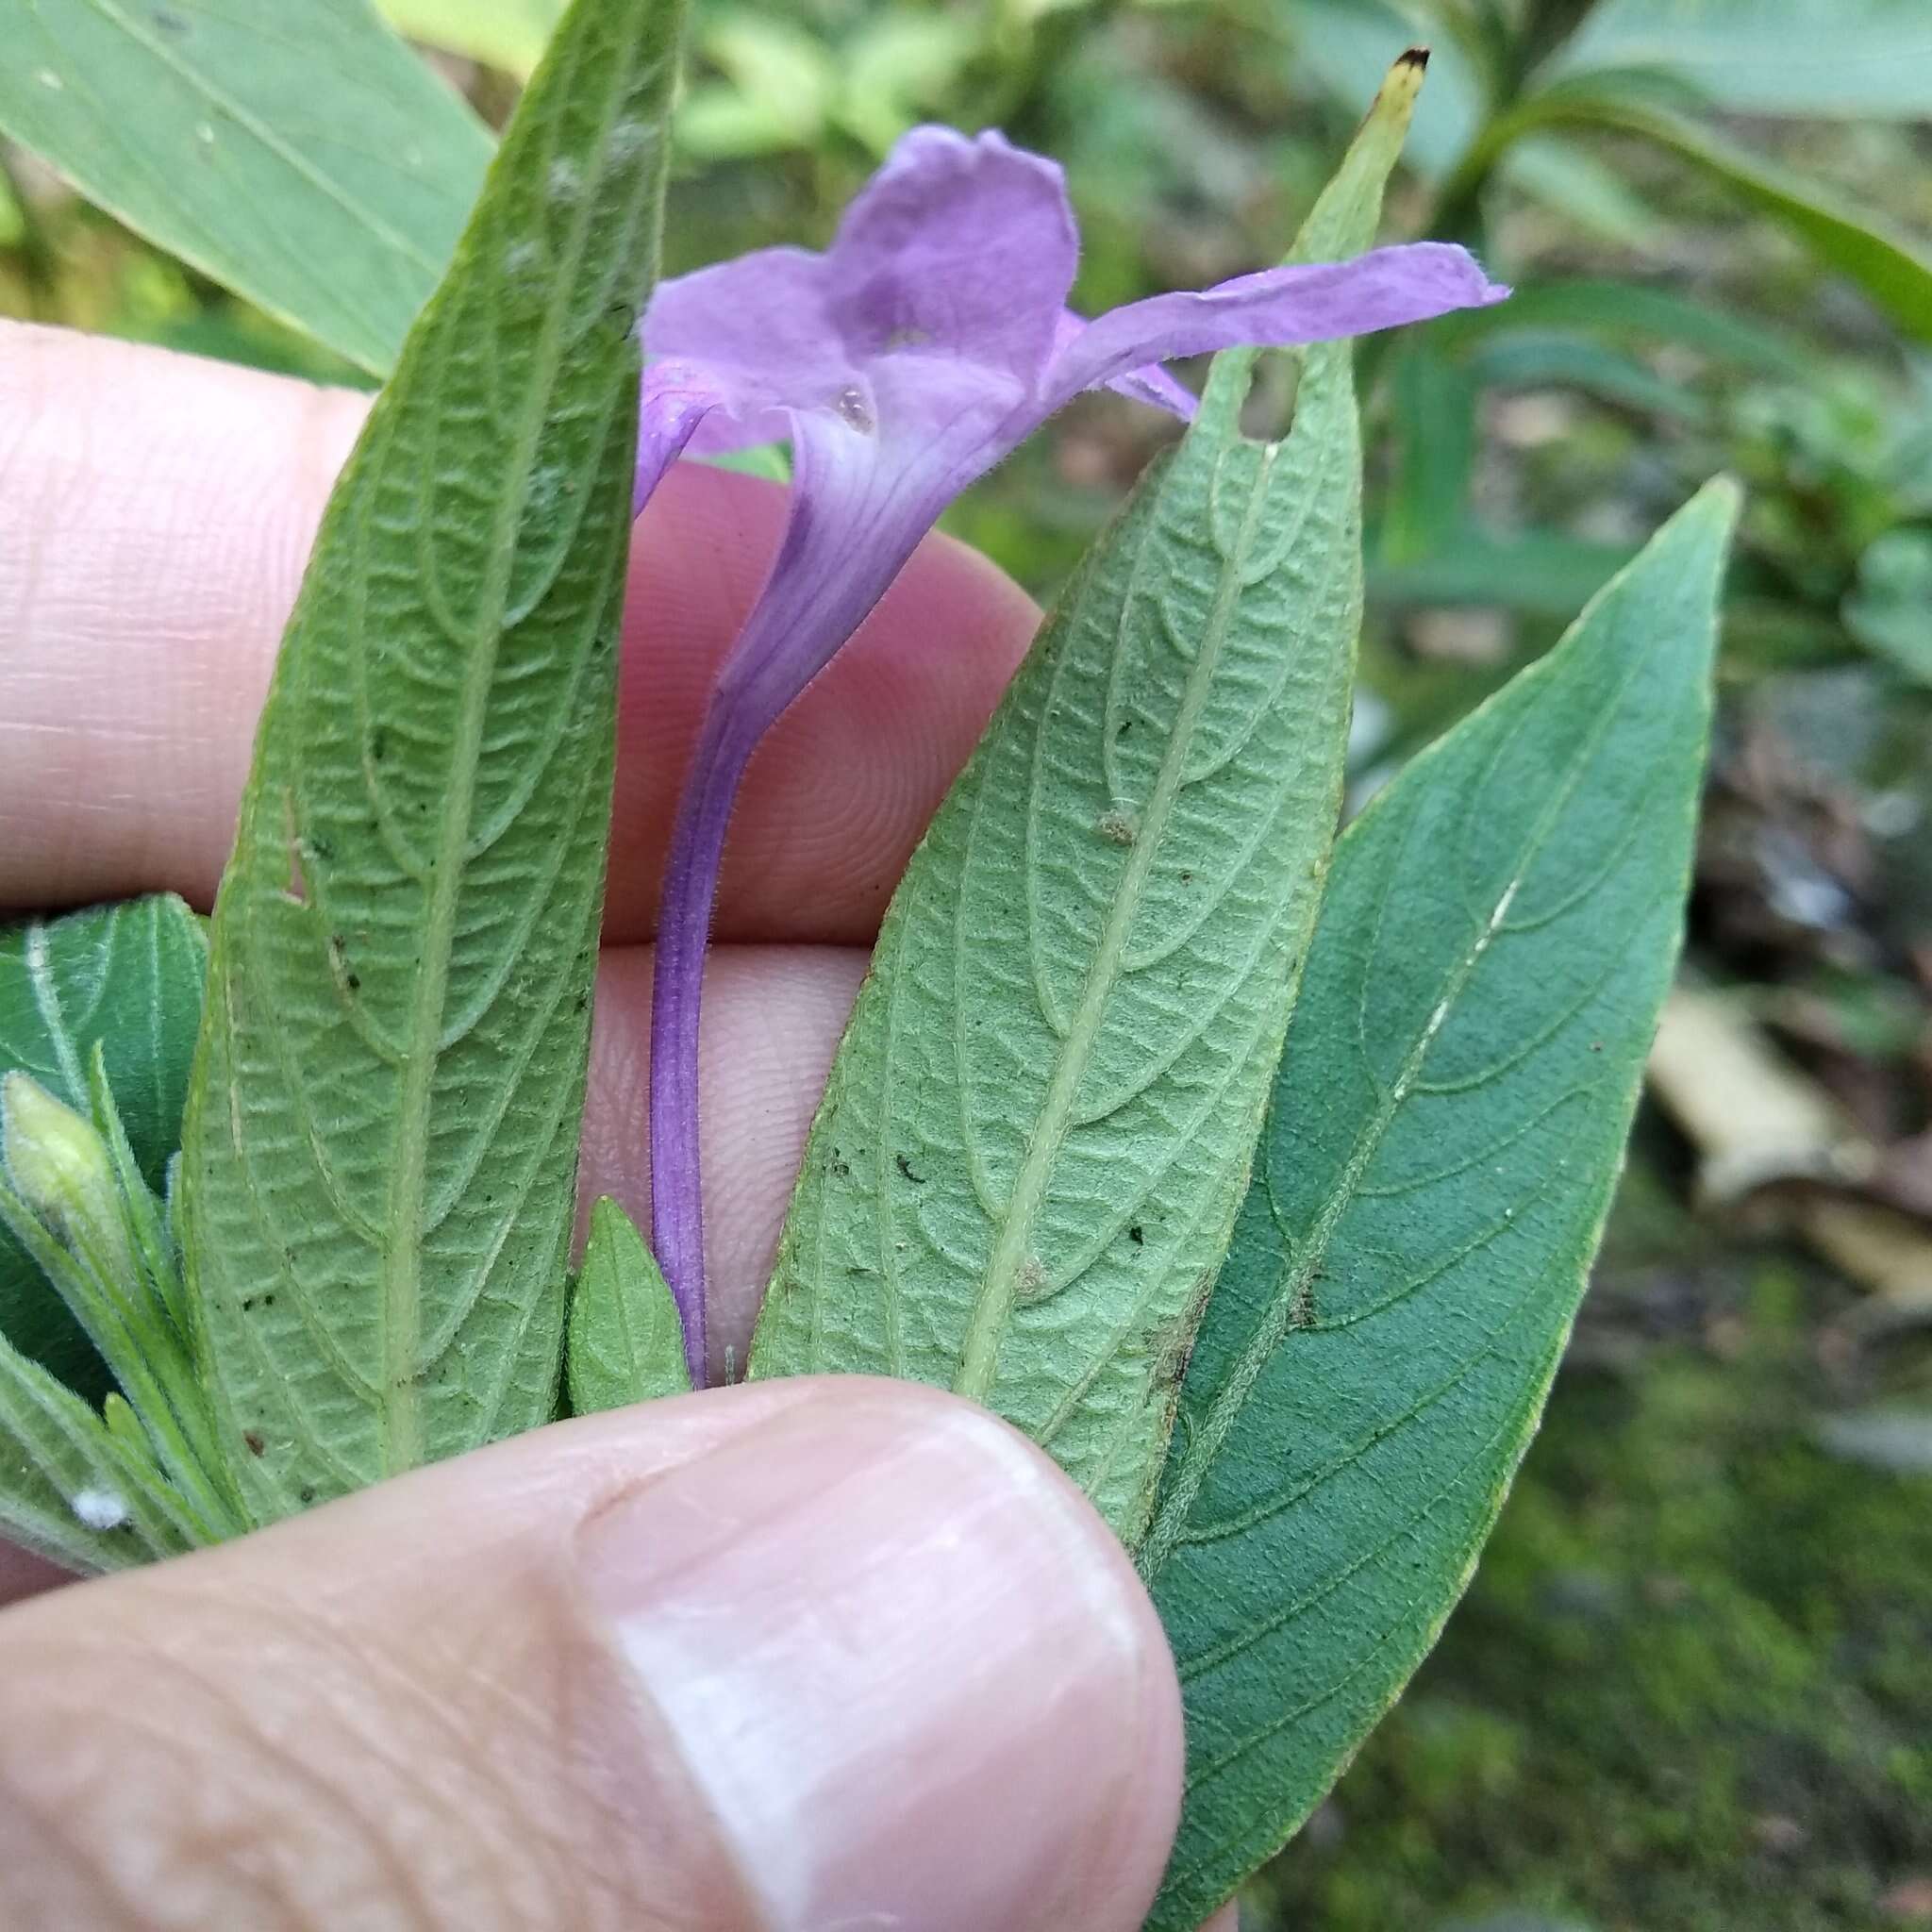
left=835, top=14, right=978, bottom=157
left=1844, top=529, right=1932, bottom=686
left=0, top=897, right=206, bottom=1399
left=749, top=58, right=1432, bottom=1543
left=0, top=1335, right=202, bottom=1573
left=1497, top=136, right=1657, bottom=249
left=1558, top=0, right=1932, bottom=120
left=1432, top=276, right=1812, bottom=383
left=0, top=1, right=491, bottom=378
left=1370, top=529, right=1638, bottom=616
left=378, top=0, right=564, bottom=75
left=1541, top=97, right=1932, bottom=344
left=1465, top=331, right=1710, bottom=422
left=180, top=0, right=685, bottom=1525
left=1139, top=477, right=1740, bottom=1932
left=567, top=1198, right=691, bottom=1413
left=1380, top=339, right=1477, bottom=564
left=677, top=15, right=836, bottom=160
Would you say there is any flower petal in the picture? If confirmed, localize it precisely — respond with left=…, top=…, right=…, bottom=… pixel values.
left=642, top=244, right=858, bottom=428
left=825, top=125, right=1078, bottom=391
left=1043, top=242, right=1508, bottom=409
left=1053, top=309, right=1196, bottom=422
left=647, top=409, right=973, bottom=1358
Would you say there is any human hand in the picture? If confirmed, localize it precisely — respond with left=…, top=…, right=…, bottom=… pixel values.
left=0, top=324, right=1223, bottom=1932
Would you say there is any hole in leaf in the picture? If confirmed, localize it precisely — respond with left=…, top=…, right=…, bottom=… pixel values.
left=1240, top=348, right=1301, bottom=444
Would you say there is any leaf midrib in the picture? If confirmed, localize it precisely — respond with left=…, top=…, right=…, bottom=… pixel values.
left=66, top=0, right=463, bottom=278
left=954, top=434, right=1281, bottom=1404
left=1139, top=605, right=1656, bottom=1578
left=23, top=920, right=86, bottom=1096
left=377, top=55, right=626, bottom=1474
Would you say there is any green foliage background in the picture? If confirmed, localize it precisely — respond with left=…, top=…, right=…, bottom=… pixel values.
left=4, top=2, right=1929, bottom=1925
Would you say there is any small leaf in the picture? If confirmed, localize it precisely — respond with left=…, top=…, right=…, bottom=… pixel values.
left=1380, top=339, right=1477, bottom=564
left=0, top=1, right=491, bottom=378
left=1558, top=0, right=1932, bottom=121
left=1432, top=276, right=1812, bottom=384
left=0, top=897, right=206, bottom=1398
left=1544, top=96, right=1932, bottom=343
left=180, top=0, right=686, bottom=1524
left=1844, top=529, right=1932, bottom=687
left=750, top=58, right=1435, bottom=1541
left=1140, top=477, right=1740, bottom=1931
left=1371, top=529, right=1639, bottom=617
left=567, top=1199, right=691, bottom=1413
left=378, top=0, right=564, bottom=76
left=1466, top=333, right=1710, bottom=423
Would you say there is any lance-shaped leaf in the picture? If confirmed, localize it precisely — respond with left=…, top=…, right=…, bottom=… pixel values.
left=1518, top=94, right=1932, bottom=344
left=749, top=58, right=1436, bottom=1542
left=1139, top=477, right=1740, bottom=1932
left=567, top=1198, right=691, bottom=1414
left=0, top=1, right=491, bottom=377
left=180, top=0, right=684, bottom=1524
left=0, top=897, right=206, bottom=1399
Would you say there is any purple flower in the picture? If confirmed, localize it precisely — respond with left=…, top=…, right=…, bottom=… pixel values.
left=634, top=125, right=1507, bottom=1385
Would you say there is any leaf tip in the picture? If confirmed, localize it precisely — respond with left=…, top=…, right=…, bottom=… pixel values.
left=1690, top=471, right=1746, bottom=529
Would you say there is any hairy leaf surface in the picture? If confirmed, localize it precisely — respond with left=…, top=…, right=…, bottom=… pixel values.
left=1141, top=478, right=1740, bottom=1931
left=0, top=1337, right=201, bottom=1572
left=0, top=897, right=205, bottom=1397
left=567, top=1198, right=691, bottom=1413
left=0, top=0, right=491, bottom=376
left=181, top=0, right=683, bottom=1524
left=749, top=60, right=1435, bottom=1542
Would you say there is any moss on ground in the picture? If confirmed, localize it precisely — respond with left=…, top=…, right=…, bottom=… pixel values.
left=1246, top=1257, right=1932, bottom=1932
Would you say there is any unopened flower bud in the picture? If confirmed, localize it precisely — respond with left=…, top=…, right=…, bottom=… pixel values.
left=0, top=1072, right=136, bottom=1283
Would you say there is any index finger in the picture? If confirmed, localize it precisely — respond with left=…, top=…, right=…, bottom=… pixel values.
left=0, top=324, right=1039, bottom=941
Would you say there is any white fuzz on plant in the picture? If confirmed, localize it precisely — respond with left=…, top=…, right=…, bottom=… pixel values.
left=71, top=1488, right=128, bottom=1531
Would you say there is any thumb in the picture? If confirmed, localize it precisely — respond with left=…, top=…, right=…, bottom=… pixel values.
left=0, top=1379, right=1183, bottom=1931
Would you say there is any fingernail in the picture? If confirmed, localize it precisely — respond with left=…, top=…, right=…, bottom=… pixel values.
left=578, top=1384, right=1181, bottom=1932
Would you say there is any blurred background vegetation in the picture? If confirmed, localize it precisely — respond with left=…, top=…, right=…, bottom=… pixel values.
left=4, top=1, right=1930, bottom=1924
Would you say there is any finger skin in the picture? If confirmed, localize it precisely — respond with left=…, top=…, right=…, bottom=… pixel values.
left=0, top=323, right=1038, bottom=939
left=0, top=1380, right=1184, bottom=1932
left=0, top=1540, right=64, bottom=1610
left=581, top=943, right=867, bottom=1384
